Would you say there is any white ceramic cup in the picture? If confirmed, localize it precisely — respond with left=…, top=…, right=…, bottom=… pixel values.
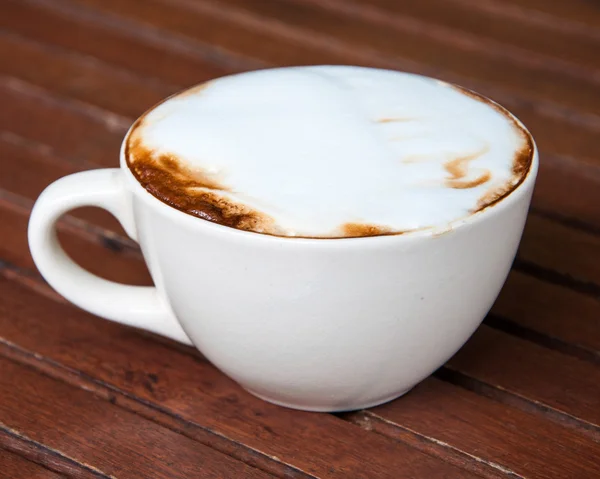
left=28, top=107, right=538, bottom=413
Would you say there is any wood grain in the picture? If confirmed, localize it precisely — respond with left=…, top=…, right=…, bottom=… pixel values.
left=0, top=449, right=66, bottom=479
left=66, top=0, right=600, bottom=113
left=481, top=0, right=600, bottom=29
left=346, top=377, right=600, bottom=479
left=1, top=0, right=246, bottom=86
left=519, top=215, right=600, bottom=286
left=1, top=0, right=600, bottom=475
left=0, top=78, right=124, bottom=167
left=0, top=31, right=172, bottom=118
left=447, top=327, right=600, bottom=431
left=532, top=154, right=600, bottom=231
left=0, top=132, right=128, bottom=233
left=36, top=0, right=594, bottom=117
left=0, top=357, right=275, bottom=479
left=0, top=197, right=150, bottom=286
left=493, top=271, right=600, bottom=362
left=0, top=428, right=107, bottom=479
left=349, top=0, right=600, bottom=68
left=50, top=0, right=600, bottom=135
left=0, top=277, right=482, bottom=479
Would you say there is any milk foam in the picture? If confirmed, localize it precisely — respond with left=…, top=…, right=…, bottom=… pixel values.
left=128, top=66, right=530, bottom=237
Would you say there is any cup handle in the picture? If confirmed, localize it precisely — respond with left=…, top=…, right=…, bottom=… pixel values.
left=28, top=168, right=193, bottom=345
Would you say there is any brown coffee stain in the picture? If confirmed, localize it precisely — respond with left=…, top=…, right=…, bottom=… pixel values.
left=448, top=170, right=492, bottom=189
left=126, top=121, right=281, bottom=235
left=340, top=222, right=397, bottom=238
left=511, top=137, right=534, bottom=180
left=475, top=132, right=534, bottom=211
left=443, top=146, right=491, bottom=189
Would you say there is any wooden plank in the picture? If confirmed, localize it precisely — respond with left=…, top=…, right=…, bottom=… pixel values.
left=0, top=449, right=66, bottom=479
left=10, top=0, right=600, bottom=169
left=0, top=358, right=275, bottom=479
left=532, top=154, right=600, bottom=232
left=493, top=271, right=600, bottom=362
left=0, top=133, right=76, bottom=201
left=519, top=215, right=600, bottom=286
left=488, top=0, right=600, bottom=29
left=447, top=327, right=600, bottom=430
left=1, top=0, right=244, bottom=88
left=0, top=132, right=128, bottom=234
left=0, top=198, right=150, bottom=286
left=0, top=31, right=173, bottom=118
left=0, top=131, right=132, bottom=236
left=77, top=0, right=600, bottom=115
left=0, top=277, right=483, bottom=479
left=350, top=0, right=600, bottom=68
left=36, top=0, right=600, bottom=115
left=0, top=79, right=124, bottom=167
left=0, top=429, right=103, bottom=479
left=346, top=378, right=600, bottom=479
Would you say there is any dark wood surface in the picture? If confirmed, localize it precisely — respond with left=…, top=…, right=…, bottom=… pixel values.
left=1, top=0, right=599, bottom=477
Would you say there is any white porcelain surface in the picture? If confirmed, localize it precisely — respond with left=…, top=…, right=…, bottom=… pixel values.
left=28, top=73, right=538, bottom=412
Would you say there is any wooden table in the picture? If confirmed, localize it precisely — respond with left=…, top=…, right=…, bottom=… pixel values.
left=1, top=0, right=599, bottom=477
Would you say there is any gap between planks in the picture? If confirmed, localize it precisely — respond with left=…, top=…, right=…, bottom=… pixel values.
left=434, top=368, right=600, bottom=440
left=339, top=411, right=523, bottom=479
left=0, top=424, right=110, bottom=479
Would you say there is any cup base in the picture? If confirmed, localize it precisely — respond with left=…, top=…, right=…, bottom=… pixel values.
left=243, top=387, right=413, bottom=412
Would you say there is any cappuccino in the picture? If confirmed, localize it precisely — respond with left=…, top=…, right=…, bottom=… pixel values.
left=126, top=66, right=533, bottom=238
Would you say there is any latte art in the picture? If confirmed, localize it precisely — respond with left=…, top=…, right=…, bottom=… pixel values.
left=126, top=66, right=533, bottom=237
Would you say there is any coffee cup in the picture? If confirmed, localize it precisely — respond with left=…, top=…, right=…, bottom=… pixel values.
left=28, top=67, right=538, bottom=411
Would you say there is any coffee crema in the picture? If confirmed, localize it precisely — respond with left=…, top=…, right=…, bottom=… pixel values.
left=126, top=66, right=533, bottom=238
